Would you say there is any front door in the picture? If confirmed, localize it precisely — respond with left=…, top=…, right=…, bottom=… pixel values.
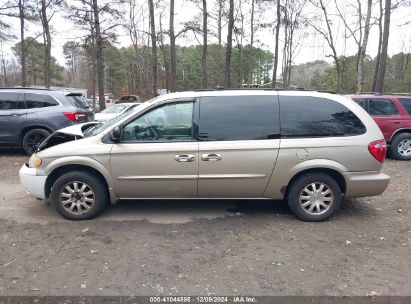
left=197, top=95, right=280, bottom=198
left=0, top=92, right=26, bottom=144
left=110, top=100, right=198, bottom=198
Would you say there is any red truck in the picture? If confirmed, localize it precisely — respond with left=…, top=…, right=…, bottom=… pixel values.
left=351, top=94, right=411, bottom=160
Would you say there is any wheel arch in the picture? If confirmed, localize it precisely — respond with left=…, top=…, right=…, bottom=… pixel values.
left=389, top=129, right=411, bottom=142
left=285, top=168, right=346, bottom=197
left=44, top=159, right=117, bottom=204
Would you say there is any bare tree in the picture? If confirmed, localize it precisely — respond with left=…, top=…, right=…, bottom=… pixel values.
left=375, top=0, right=391, bottom=93
left=307, top=0, right=342, bottom=92
left=224, top=0, right=234, bottom=88
left=272, top=0, right=281, bottom=87
left=372, top=0, right=383, bottom=91
left=148, top=0, right=158, bottom=96
left=201, top=0, right=207, bottom=88
left=334, top=0, right=373, bottom=93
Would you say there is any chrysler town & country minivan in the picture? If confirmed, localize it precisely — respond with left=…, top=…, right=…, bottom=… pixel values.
left=19, top=90, right=390, bottom=221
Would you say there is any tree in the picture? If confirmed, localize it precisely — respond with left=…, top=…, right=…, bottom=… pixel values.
left=272, top=0, right=281, bottom=87
left=12, top=37, right=63, bottom=85
left=307, top=0, right=342, bottom=92
left=224, top=0, right=234, bottom=88
left=39, top=0, right=65, bottom=88
left=148, top=0, right=158, bottom=96
left=375, top=0, right=391, bottom=93
left=201, top=0, right=208, bottom=89
left=67, top=0, right=121, bottom=110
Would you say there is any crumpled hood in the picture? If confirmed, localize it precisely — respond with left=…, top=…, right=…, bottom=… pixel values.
left=57, top=122, right=98, bottom=137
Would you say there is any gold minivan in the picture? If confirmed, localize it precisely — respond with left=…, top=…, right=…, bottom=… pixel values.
left=19, top=90, right=390, bottom=221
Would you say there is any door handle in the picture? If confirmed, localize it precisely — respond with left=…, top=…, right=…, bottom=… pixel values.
left=174, top=154, right=195, bottom=162
left=201, top=153, right=222, bottom=161
left=393, top=121, right=401, bottom=124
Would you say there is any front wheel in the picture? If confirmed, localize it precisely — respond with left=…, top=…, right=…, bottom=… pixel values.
left=286, top=173, right=342, bottom=221
left=50, top=171, right=108, bottom=220
left=390, top=133, right=411, bottom=160
left=22, top=129, right=51, bottom=156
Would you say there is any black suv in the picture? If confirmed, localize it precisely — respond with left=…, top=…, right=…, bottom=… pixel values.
left=0, top=88, right=94, bottom=155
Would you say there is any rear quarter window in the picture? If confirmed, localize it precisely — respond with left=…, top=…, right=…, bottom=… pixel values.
left=280, top=96, right=366, bottom=137
left=398, top=98, right=411, bottom=115
left=25, top=93, right=59, bottom=108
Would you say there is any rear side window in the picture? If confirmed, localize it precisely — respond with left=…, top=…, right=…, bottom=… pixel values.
left=0, top=92, right=21, bottom=110
left=368, top=99, right=399, bottom=115
left=398, top=98, right=411, bottom=114
left=199, top=96, right=279, bottom=141
left=25, top=93, right=58, bottom=108
left=65, top=94, right=90, bottom=110
left=353, top=98, right=367, bottom=110
left=280, top=96, right=366, bottom=137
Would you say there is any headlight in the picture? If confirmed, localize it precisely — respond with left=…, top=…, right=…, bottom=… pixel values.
left=29, top=155, right=42, bottom=168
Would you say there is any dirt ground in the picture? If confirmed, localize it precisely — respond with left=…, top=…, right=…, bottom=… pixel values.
left=0, top=148, right=410, bottom=296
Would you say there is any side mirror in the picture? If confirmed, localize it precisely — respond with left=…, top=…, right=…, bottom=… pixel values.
left=111, top=126, right=121, bottom=142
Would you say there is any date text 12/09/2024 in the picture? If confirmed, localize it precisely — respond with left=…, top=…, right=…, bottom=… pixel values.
left=149, top=297, right=257, bottom=303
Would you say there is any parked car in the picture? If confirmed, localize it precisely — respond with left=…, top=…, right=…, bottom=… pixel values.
left=0, top=88, right=94, bottom=155
left=20, top=90, right=389, bottom=221
left=351, top=94, right=411, bottom=160
left=115, top=95, right=140, bottom=104
left=94, top=102, right=141, bottom=122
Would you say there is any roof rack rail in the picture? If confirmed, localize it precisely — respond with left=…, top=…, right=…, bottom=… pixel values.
left=317, top=90, right=336, bottom=94
left=391, top=93, right=411, bottom=96
left=195, top=86, right=307, bottom=92
left=0, top=86, right=52, bottom=91
left=358, top=91, right=381, bottom=95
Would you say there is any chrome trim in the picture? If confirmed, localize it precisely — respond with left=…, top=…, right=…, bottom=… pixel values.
left=199, top=174, right=266, bottom=179
left=174, top=154, right=195, bottom=162
left=117, top=175, right=198, bottom=181
left=201, top=153, right=222, bottom=161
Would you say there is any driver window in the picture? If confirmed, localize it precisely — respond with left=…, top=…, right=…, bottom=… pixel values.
left=122, top=102, right=194, bottom=142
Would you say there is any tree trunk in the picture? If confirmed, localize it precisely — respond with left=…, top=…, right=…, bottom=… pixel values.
left=375, top=0, right=390, bottom=93
left=201, top=0, right=208, bottom=89
left=224, top=0, right=234, bottom=88
left=148, top=0, right=158, bottom=96
left=169, top=0, right=177, bottom=92
left=216, top=0, right=223, bottom=86
left=272, top=0, right=280, bottom=88
left=40, top=0, right=51, bottom=88
left=356, top=0, right=372, bottom=94
left=92, top=0, right=105, bottom=111
left=18, top=0, right=26, bottom=86
left=248, top=0, right=255, bottom=84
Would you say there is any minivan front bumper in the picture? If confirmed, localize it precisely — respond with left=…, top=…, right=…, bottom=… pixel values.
left=343, top=171, right=390, bottom=198
left=19, top=164, right=47, bottom=200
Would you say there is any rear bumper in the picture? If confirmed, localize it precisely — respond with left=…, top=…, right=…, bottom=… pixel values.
left=343, top=171, right=390, bottom=198
left=19, top=164, right=47, bottom=200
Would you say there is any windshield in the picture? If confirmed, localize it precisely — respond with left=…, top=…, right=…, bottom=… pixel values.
left=102, top=104, right=128, bottom=114
left=83, top=96, right=160, bottom=137
left=66, top=94, right=90, bottom=110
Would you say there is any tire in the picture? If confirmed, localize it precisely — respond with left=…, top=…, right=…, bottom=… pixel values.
left=22, top=128, right=51, bottom=156
left=286, top=173, right=342, bottom=222
left=390, top=133, right=411, bottom=160
left=50, top=170, right=108, bottom=220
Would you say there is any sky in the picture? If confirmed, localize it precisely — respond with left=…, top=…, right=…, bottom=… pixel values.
left=1, top=0, right=411, bottom=69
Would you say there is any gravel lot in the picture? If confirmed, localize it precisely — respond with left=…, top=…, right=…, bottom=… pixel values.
left=0, top=148, right=410, bottom=296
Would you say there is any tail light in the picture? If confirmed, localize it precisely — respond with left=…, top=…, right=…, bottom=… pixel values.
left=368, top=139, right=387, bottom=163
left=64, top=112, right=87, bottom=122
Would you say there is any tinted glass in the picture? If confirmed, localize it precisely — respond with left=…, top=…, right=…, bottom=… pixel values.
left=368, top=99, right=398, bottom=115
left=280, top=96, right=366, bottom=137
left=25, top=93, right=58, bottom=108
left=199, top=96, right=279, bottom=141
left=66, top=94, right=90, bottom=109
left=398, top=98, right=411, bottom=115
left=0, top=92, right=20, bottom=110
left=122, top=102, right=193, bottom=141
left=353, top=98, right=367, bottom=110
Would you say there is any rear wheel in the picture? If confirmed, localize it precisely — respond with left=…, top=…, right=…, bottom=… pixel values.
left=22, top=129, right=51, bottom=156
left=50, top=171, right=108, bottom=220
left=287, top=173, right=342, bottom=221
left=390, top=133, right=411, bottom=160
